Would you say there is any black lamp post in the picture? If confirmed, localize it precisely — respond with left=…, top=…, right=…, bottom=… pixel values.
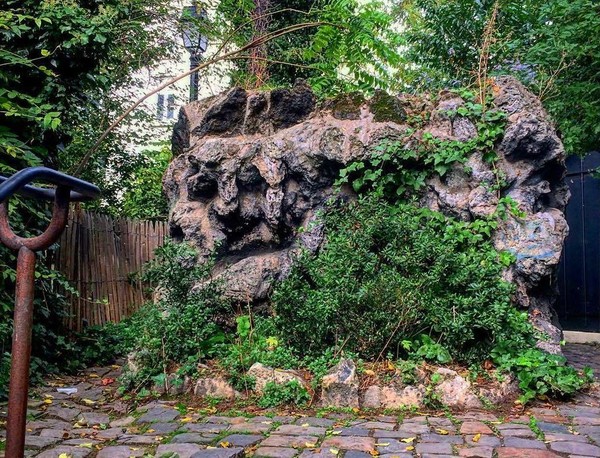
left=182, top=4, right=208, bottom=102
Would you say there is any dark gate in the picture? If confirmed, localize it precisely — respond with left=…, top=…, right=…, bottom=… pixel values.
left=557, top=151, right=600, bottom=331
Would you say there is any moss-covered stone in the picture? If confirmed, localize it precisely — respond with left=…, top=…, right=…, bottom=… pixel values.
left=369, top=90, right=407, bottom=123
left=325, top=92, right=366, bottom=120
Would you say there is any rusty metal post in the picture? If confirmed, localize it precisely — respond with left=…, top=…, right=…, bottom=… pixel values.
left=0, top=188, right=71, bottom=458
left=0, top=169, right=99, bottom=458
left=4, top=247, right=36, bottom=458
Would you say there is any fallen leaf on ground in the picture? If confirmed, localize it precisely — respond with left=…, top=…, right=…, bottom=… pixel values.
left=301, top=423, right=310, bottom=427
left=376, top=443, right=390, bottom=447
left=405, top=446, right=414, bottom=451
left=82, top=399, right=96, bottom=406
left=472, top=433, right=481, bottom=442
left=101, top=378, right=115, bottom=386
left=78, top=443, right=94, bottom=448
left=369, top=450, right=379, bottom=456
left=220, top=441, right=231, bottom=448
left=400, top=437, right=415, bottom=443
left=364, top=369, right=376, bottom=376
left=58, top=453, right=71, bottom=458
left=305, top=442, right=317, bottom=448
left=43, top=399, right=52, bottom=405
left=180, top=417, right=193, bottom=423
left=331, top=430, right=342, bottom=435
left=436, top=429, right=449, bottom=435
left=329, top=449, right=339, bottom=455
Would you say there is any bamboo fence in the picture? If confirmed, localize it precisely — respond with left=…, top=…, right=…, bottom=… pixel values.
left=55, top=207, right=167, bottom=331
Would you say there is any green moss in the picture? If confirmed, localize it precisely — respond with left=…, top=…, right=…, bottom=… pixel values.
left=369, top=90, right=407, bottom=123
left=327, top=92, right=366, bottom=120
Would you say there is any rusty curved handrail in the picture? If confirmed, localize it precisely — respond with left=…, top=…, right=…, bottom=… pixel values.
left=0, top=167, right=99, bottom=458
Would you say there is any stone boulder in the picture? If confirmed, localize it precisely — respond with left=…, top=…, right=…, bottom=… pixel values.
left=362, top=385, right=424, bottom=409
left=247, top=362, right=307, bottom=394
left=165, top=76, right=569, bottom=350
left=321, top=359, right=359, bottom=408
left=193, top=377, right=240, bottom=399
left=433, top=368, right=482, bottom=409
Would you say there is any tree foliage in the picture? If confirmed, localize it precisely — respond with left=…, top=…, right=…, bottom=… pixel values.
left=398, top=0, right=600, bottom=154
left=0, top=0, right=179, bottom=394
left=216, top=0, right=404, bottom=95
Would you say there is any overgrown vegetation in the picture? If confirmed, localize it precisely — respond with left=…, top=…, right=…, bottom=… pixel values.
left=118, top=241, right=232, bottom=388
left=273, top=196, right=522, bottom=363
left=337, top=90, right=506, bottom=200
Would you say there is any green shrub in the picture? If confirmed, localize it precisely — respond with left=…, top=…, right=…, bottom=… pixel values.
left=491, top=343, right=594, bottom=403
left=221, top=316, right=300, bottom=387
left=119, top=241, right=231, bottom=387
left=258, top=380, right=310, bottom=408
left=273, top=195, right=527, bottom=363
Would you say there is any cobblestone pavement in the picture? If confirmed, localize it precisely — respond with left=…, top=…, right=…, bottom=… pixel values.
left=563, top=343, right=600, bottom=379
left=2, top=358, right=600, bottom=458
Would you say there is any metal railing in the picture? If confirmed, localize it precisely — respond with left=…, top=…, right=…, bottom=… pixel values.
left=0, top=167, right=99, bottom=458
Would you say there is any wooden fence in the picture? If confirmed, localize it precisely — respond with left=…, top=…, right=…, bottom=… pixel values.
left=55, top=207, right=167, bottom=331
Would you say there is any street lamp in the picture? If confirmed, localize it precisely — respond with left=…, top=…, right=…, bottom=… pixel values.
left=181, top=4, right=208, bottom=102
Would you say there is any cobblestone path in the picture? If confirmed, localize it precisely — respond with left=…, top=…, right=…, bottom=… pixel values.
left=2, top=356, right=600, bottom=458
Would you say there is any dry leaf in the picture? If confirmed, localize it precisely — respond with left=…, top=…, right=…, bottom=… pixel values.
left=368, top=450, right=379, bottom=456
left=305, top=442, right=317, bottom=448
left=331, top=430, right=342, bottom=435
left=88, top=373, right=99, bottom=378
left=82, top=399, right=96, bottom=406
left=180, top=417, right=193, bottom=423
left=78, top=443, right=94, bottom=448
left=58, top=453, right=71, bottom=458
left=220, top=441, right=231, bottom=448
left=405, top=446, right=414, bottom=451
left=436, top=429, right=449, bottom=435
left=400, top=437, right=415, bottom=443
left=146, top=429, right=155, bottom=433
left=329, top=449, right=339, bottom=455
left=207, top=446, right=217, bottom=450
left=376, top=442, right=390, bottom=447
left=43, top=399, right=52, bottom=405
left=472, top=433, right=481, bottom=443
left=301, top=423, right=310, bottom=427
left=386, top=361, right=395, bottom=371
left=364, top=369, right=376, bottom=376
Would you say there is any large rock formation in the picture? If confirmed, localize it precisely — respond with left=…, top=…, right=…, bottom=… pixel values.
left=164, top=77, right=568, bottom=351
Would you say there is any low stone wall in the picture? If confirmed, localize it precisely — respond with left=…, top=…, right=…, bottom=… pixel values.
left=165, top=77, right=568, bottom=351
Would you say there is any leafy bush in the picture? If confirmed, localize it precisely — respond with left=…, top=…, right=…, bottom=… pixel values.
left=258, top=380, right=310, bottom=408
left=273, top=195, right=527, bottom=363
left=491, top=343, right=594, bottom=403
left=119, top=241, right=232, bottom=387
left=222, top=315, right=300, bottom=388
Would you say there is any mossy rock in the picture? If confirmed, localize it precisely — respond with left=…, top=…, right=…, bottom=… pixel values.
left=369, top=90, right=407, bottom=123
left=325, top=92, right=366, bottom=120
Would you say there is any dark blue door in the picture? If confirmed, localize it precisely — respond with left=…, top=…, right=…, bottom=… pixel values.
left=557, top=151, right=600, bottom=331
